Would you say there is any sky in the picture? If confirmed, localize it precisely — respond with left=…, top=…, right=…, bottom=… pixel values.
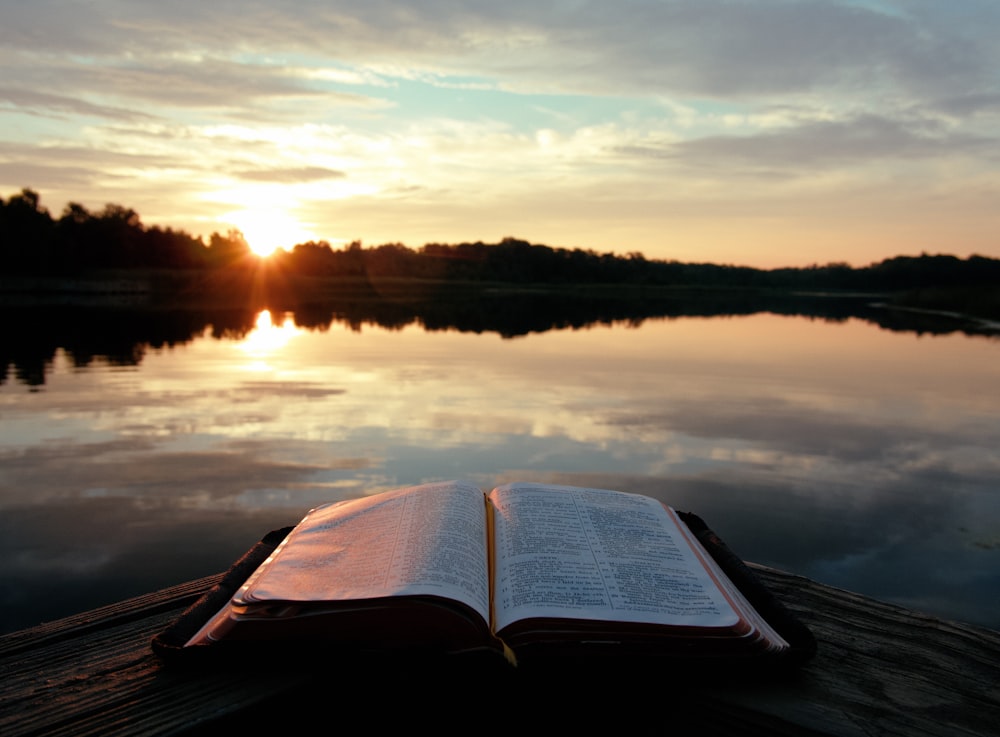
left=1, top=1, right=999, bottom=268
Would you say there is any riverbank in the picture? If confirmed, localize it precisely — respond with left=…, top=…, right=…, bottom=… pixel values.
left=3, top=268, right=998, bottom=316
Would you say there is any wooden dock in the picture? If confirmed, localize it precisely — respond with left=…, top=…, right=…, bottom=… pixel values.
left=2, top=564, right=999, bottom=736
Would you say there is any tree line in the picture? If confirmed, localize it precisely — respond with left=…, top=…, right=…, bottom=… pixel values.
left=3, top=187, right=1000, bottom=293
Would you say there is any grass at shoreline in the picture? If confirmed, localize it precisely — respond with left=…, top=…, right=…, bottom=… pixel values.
left=2, top=271, right=998, bottom=323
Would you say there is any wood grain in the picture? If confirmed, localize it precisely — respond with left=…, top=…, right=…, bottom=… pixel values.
left=2, top=566, right=998, bottom=736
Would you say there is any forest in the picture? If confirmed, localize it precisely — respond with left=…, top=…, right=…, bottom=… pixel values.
left=3, top=187, right=1000, bottom=300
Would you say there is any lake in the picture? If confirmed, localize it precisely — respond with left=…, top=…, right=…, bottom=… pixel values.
left=1, top=292, right=998, bottom=635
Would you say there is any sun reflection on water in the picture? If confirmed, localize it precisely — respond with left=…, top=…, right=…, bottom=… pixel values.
left=239, top=310, right=300, bottom=370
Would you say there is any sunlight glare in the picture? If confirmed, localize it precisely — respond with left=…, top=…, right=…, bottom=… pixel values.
left=226, top=208, right=316, bottom=257
left=239, top=310, right=300, bottom=367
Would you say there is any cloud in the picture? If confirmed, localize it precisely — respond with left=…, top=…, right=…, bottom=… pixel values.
left=0, top=86, right=153, bottom=123
left=4, top=2, right=997, bottom=100
left=618, top=113, right=999, bottom=173
left=232, top=166, right=346, bottom=183
left=8, top=56, right=382, bottom=115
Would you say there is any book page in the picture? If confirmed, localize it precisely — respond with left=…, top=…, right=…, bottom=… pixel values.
left=489, top=483, right=741, bottom=632
left=237, top=481, right=491, bottom=621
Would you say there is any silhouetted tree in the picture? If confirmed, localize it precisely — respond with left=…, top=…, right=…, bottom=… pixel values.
left=206, top=230, right=252, bottom=268
left=0, top=188, right=55, bottom=273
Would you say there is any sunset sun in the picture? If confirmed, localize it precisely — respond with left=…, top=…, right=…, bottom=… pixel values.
left=226, top=207, right=316, bottom=258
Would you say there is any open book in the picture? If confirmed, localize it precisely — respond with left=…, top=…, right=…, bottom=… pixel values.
left=176, top=481, right=807, bottom=667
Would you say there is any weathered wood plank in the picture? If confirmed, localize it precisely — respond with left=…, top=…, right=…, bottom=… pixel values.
left=745, top=566, right=1000, bottom=737
left=1, top=566, right=998, bottom=737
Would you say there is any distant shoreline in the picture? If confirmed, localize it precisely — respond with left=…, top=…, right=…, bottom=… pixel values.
left=871, top=301, right=1000, bottom=333
left=3, top=272, right=999, bottom=331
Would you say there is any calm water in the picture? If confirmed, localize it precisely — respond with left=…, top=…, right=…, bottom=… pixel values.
left=2, top=298, right=999, bottom=635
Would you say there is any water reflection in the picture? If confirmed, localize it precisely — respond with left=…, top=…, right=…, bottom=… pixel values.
left=0, top=298, right=998, bottom=635
left=239, top=309, right=302, bottom=372
left=2, top=290, right=997, bottom=390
